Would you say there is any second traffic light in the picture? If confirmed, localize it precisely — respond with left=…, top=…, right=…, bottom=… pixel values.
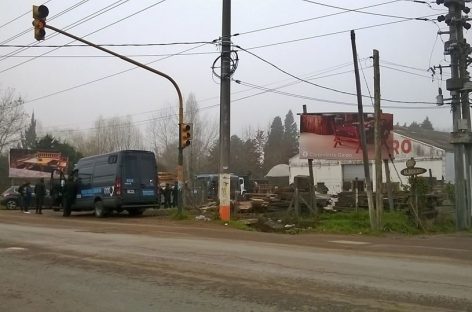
left=180, top=123, right=191, bottom=149
left=32, top=5, right=49, bottom=41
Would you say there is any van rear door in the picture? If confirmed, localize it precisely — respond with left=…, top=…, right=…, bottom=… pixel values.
left=121, top=152, right=156, bottom=203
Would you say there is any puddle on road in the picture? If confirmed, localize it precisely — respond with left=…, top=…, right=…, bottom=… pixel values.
left=2, top=247, right=28, bottom=252
left=329, top=240, right=370, bottom=245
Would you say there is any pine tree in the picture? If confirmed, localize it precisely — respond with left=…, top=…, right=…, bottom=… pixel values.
left=263, top=116, right=285, bottom=174
left=420, top=116, right=434, bottom=130
left=283, top=110, right=299, bottom=161
left=21, top=112, right=37, bottom=149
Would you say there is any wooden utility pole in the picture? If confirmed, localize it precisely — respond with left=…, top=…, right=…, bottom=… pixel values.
left=303, top=105, right=317, bottom=215
left=373, top=49, right=383, bottom=230
left=351, top=30, right=375, bottom=229
left=384, top=159, right=395, bottom=212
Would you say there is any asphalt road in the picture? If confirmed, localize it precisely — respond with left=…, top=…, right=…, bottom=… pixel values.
left=0, top=210, right=471, bottom=312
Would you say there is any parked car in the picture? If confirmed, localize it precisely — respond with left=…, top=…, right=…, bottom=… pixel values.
left=0, top=185, right=53, bottom=210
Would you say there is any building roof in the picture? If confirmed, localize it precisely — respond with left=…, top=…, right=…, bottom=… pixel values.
left=266, top=164, right=290, bottom=177
left=393, top=126, right=453, bottom=152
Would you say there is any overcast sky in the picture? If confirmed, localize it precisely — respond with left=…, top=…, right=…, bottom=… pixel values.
left=1, top=0, right=468, bottom=140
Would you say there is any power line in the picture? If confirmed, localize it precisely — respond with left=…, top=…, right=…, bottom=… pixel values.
left=24, top=43, right=211, bottom=105
left=0, top=0, right=124, bottom=64
left=233, top=0, right=403, bottom=36
left=0, top=0, right=53, bottom=30
left=301, top=0, right=430, bottom=21
left=40, top=61, right=358, bottom=131
left=233, top=79, right=447, bottom=110
left=0, top=41, right=215, bottom=48
left=0, top=51, right=219, bottom=58
left=0, top=0, right=93, bottom=61
left=380, top=64, right=434, bottom=79
left=0, top=0, right=168, bottom=75
left=244, top=15, right=440, bottom=51
left=235, top=45, right=438, bottom=105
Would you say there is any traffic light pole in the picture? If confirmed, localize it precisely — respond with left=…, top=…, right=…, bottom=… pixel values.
left=44, top=24, right=185, bottom=214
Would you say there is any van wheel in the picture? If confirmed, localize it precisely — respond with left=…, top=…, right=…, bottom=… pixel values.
left=94, top=201, right=106, bottom=218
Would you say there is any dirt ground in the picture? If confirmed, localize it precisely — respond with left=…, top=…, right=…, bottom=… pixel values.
left=1, top=209, right=472, bottom=311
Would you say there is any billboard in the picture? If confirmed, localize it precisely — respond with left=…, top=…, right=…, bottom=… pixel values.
left=299, top=112, right=393, bottom=160
left=9, top=149, right=69, bottom=178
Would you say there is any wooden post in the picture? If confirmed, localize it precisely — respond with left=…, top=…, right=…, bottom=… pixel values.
left=384, top=159, right=395, bottom=212
left=373, top=49, right=383, bottom=229
left=351, top=30, right=375, bottom=229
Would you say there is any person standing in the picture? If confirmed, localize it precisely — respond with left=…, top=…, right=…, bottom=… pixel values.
left=18, top=182, right=27, bottom=212
left=172, top=181, right=179, bottom=208
left=164, top=183, right=171, bottom=208
left=23, top=182, right=32, bottom=213
left=62, top=176, right=78, bottom=217
left=34, top=178, right=46, bottom=214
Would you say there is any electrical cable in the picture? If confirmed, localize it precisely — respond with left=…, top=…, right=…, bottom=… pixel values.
left=0, top=0, right=122, bottom=64
left=233, top=79, right=447, bottom=110
left=243, top=14, right=441, bottom=51
left=24, top=42, right=211, bottom=105
left=235, top=45, right=438, bottom=105
left=301, top=0, right=430, bottom=21
left=0, top=41, right=215, bottom=48
left=0, top=0, right=168, bottom=75
left=0, top=0, right=53, bottom=30
left=0, top=0, right=93, bottom=61
left=233, top=0, right=403, bottom=36
left=359, top=56, right=375, bottom=107
left=0, top=51, right=219, bottom=58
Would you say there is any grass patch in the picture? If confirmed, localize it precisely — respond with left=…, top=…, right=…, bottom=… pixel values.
left=170, top=209, right=189, bottom=220
left=226, top=220, right=254, bottom=231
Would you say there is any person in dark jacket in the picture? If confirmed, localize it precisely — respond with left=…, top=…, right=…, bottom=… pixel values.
left=23, top=182, right=32, bottom=213
left=62, top=176, right=77, bottom=217
left=34, top=178, right=46, bottom=214
left=171, top=182, right=179, bottom=208
left=164, top=183, right=171, bottom=208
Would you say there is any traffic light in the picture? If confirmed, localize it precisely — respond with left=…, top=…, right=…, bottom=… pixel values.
left=180, top=123, right=191, bottom=149
left=32, top=5, right=49, bottom=41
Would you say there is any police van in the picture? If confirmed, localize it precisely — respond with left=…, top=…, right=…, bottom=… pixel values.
left=68, top=150, right=158, bottom=217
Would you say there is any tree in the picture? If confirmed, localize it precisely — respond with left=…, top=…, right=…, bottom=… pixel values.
left=0, top=88, right=27, bottom=154
left=263, top=116, right=285, bottom=174
left=283, top=110, right=299, bottom=161
left=21, top=112, right=37, bottom=149
left=36, top=134, right=83, bottom=171
left=89, top=115, right=144, bottom=155
left=408, top=121, right=421, bottom=130
left=421, top=116, right=434, bottom=130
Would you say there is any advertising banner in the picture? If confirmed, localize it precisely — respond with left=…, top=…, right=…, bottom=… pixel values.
left=299, top=112, right=393, bottom=160
left=9, top=149, right=69, bottom=178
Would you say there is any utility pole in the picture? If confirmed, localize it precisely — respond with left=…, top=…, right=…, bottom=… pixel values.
left=219, top=0, right=231, bottom=221
left=437, top=0, right=472, bottom=229
left=373, top=49, right=383, bottom=229
left=351, top=30, right=375, bottom=229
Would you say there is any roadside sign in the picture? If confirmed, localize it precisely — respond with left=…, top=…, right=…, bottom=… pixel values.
left=401, top=167, right=427, bottom=176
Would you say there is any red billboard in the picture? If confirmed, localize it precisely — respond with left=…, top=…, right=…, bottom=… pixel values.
left=299, top=112, right=393, bottom=160
left=9, top=149, right=69, bottom=178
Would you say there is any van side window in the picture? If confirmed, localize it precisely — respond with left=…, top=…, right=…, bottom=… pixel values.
left=108, top=155, right=117, bottom=164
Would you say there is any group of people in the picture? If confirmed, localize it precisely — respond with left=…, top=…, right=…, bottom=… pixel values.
left=159, top=182, right=179, bottom=208
left=18, top=178, right=46, bottom=214
left=17, top=176, right=79, bottom=216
